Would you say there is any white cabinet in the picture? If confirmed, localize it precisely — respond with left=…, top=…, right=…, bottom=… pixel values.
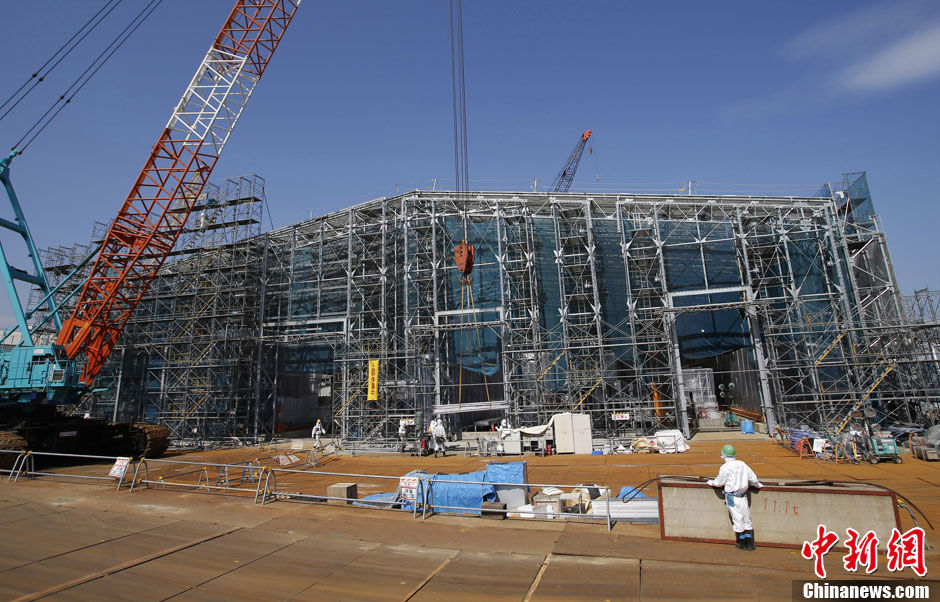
left=572, top=412, right=593, bottom=454
left=551, top=412, right=593, bottom=454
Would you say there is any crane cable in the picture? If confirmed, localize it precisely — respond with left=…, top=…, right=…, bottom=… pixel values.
left=13, top=0, right=164, bottom=153
left=456, top=273, right=493, bottom=411
left=450, top=0, right=470, bottom=239
left=451, top=0, right=470, bottom=407
left=449, top=1, right=491, bottom=410
left=0, top=0, right=123, bottom=124
left=467, top=280, right=492, bottom=406
left=591, top=131, right=599, bottom=182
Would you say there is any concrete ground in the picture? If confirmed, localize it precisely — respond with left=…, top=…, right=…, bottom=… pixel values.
left=0, top=437, right=936, bottom=600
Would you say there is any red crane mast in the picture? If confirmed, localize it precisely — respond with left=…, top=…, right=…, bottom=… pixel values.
left=57, top=0, right=300, bottom=384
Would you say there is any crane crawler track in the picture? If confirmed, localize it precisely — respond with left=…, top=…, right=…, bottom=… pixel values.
left=132, top=422, right=170, bottom=458
left=0, top=430, right=27, bottom=469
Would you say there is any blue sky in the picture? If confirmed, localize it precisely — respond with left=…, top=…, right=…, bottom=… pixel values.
left=0, top=0, right=938, bottom=329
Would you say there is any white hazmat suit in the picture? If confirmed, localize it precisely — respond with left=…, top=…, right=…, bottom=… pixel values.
left=497, top=418, right=512, bottom=454
left=707, top=451, right=763, bottom=550
left=499, top=419, right=512, bottom=439
left=398, top=419, right=407, bottom=452
left=432, top=420, right=447, bottom=457
left=312, top=421, right=326, bottom=450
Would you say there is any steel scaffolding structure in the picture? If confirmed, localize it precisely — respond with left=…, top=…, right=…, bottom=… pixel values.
left=901, top=289, right=940, bottom=424
left=45, top=172, right=938, bottom=442
left=40, top=176, right=265, bottom=438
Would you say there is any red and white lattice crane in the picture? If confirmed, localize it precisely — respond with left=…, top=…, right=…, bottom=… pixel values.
left=58, top=0, right=301, bottom=384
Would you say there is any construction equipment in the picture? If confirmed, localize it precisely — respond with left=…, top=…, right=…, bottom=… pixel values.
left=0, top=0, right=300, bottom=459
left=909, top=425, right=940, bottom=461
left=723, top=411, right=740, bottom=429
left=846, top=408, right=902, bottom=465
left=454, top=241, right=475, bottom=276
left=551, top=130, right=592, bottom=193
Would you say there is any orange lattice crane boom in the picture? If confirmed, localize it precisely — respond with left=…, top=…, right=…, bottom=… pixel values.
left=57, top=0, right=300, bottom=384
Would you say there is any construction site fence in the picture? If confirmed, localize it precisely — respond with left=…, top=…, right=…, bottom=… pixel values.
left=0, top=449, right=613, bottom=530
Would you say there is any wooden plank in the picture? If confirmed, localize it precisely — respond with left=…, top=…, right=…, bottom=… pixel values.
left=172, top=537, right=380, bottom=601
left=48, top=527, right=302, bottom=601
left=640, top=558, right=801, bottom=601
left=409, top=550, right=543, bottom=601
left=293, top=543, right=453, bottom=601
left=529, top=555, right=639, bottom=601
left=0, top=521, right=227, bottom=598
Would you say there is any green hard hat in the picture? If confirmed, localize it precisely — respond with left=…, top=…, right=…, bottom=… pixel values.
left=721, top=444, right=736, bottom=457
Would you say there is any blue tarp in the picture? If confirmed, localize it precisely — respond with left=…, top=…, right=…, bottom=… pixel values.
left=618, top=486, right=648, bottom=499
left=484, top=461, right=526, bottom=485
left=399, top=462, right=527, bottom=515
left=428, top=470, right=495, bottom=515
left=399, top=469, right=495, bottom=515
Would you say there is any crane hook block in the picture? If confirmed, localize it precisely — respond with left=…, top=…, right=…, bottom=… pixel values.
left=454, top=241, right=475, bottom=276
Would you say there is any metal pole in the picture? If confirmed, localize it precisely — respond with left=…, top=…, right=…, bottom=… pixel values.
left=111, top=348, right=126, bottom=422
left=606, top=486, right=611, bottom=531
left=254, top=237, right=269, bottom=440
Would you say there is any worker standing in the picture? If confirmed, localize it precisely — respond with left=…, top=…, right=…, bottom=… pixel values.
left=499, top=418, right=512, bottom=439
left=312, top=418, right=326, bottom=451
left=428, top=419, right=437, bottom=455
left=398, top=419, right=407, bottom=453
left=706, top=444, right=763, bottom=550
left=498, top=418, right=512, bottom=454
left=432, top=419, right=447, bottom=458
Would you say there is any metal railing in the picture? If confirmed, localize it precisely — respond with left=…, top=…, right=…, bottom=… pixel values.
left=0, top=449, right=622, bottom=530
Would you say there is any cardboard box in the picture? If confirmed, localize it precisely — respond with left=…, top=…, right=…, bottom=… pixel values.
left=481, top=501, right=507, bottom=519
left=327, top=482, right=357, bottom=505
left=532, top=492, right=561, bottom=514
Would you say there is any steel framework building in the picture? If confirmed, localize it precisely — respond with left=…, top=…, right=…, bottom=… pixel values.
left=37, top=176, right=265, bottom=440
left=47, top=172, right=939, bottom=443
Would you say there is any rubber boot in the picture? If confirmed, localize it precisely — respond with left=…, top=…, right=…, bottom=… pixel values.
left=739, top=530, right=754, bottom=551
left=734, top=532, right=746, bottom=550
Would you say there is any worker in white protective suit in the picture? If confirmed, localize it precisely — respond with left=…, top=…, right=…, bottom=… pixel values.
left=398, top=419, right=407, bottom=453
left=427, top=419, right=437, bottom=454
left=706, top=444, right=763, bottom=551
left=497, top=418, right=512, bottom=454
left=432, top=419, right=447, bottom=458
left=312, top=419, right=326, bottom=450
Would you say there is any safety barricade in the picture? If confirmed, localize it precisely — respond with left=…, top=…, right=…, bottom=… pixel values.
left=771, top=427, right=789, bottom=449
left=795, top=437, right=814, bottom=459
left=4, top=451, right=136, bottom=489
left=129, top=457, right=271, bottom=497
left=0, top=451, right=621, bottom=530
left=831, top=442, right=852, bottom=464
left=773, top=428, right=857, bottom=464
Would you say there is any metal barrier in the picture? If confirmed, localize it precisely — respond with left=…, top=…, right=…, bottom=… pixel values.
left=6, top=451, right=132, bottom=488
left=0, top=450, right=621, bottom=530
left=130, top=457, right=272, bottom=497
left=8, top=451, right=34, bottom=482
left=0, top=449, right=24, bottom=478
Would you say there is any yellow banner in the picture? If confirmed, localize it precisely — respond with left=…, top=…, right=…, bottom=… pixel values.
left=367, top=360, right=379, bottom=400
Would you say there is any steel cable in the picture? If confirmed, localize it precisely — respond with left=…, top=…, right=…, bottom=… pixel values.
left=14, top=0, right=164, bottom=152
left=0, top=0, right=123, bottom=123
